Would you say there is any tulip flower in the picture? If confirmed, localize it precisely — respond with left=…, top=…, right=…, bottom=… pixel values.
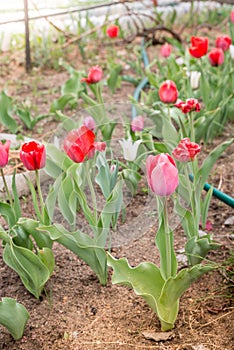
left=83, top=116, right=96, bottom=131
left=158, top=80, right=178, bottom=104
left=119, top=138, right=142, bottom=162
left=63, top=126, right=96, bottom=163
left=172, top=138, right=201, bottom=162
left=230, top=44, right=234, bottom=60
left=131, top=115, right=144, bottom=132
left=20, top=141, right=46, bottom=171
left=0, top=140, right=11, bottom=168
left=230, top=9, right=234, bottom=24
left=63, top=126, right=106, bottom=163
left=160, top=43, right=172, bottom=58
left=174, top=98, right=200, bottom=114
left=146, top=153, right=179, bottom=196
left=81, top=66, right=103, bottom=84
left=216, top=35, right=232, bottom=51
left=208, top=48, right=224, bottom=66
left=189, top=36, right=208, bottom=58
left=106, top=25, right=119, bottom=38
left=190, top=71, right=201, bottom=90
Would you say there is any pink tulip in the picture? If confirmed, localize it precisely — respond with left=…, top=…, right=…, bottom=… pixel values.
left=172, top=138, right=201, bottom=162
left=83, top=116, right=96, bottom=131
left=175, top=98, right=201, bottom=114
left=131, top=115, right=144, bottom=132
left=81, top=66, right=103, bottom=84
left=160, top=43, right=172, bottom=58
left=216, top=35, right=232, bottom=51
left=0, top=140, right=11, bottom=168
left=158, top=80, right=178, bottom=104
left=230, top=9, right=234, bottom=24
left=146, top=153, right=179, bottom=196
left=208, top=48, right=224, bottom=66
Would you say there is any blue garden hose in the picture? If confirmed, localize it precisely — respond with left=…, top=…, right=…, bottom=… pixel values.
left=132, top=39, right=234, bottom=208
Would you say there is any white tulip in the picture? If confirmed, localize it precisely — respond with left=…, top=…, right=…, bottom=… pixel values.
left=229, top=45, right=234, bottom=60
left=190, top=71, right=201, bottom=90
left=119, top=138, right=142, bottom=162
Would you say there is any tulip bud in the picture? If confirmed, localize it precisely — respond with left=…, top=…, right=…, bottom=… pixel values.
left=208, top=48, right=224, bottom=66
left=106, top=25, right=119, bottom=38
left=160, top=43, right=172, bottom=58
left=0, top=140, right=11, bottom=168
left=20, top=141, right=46, bottom=171
left=131, top=115, right=144, bottom=132
left=230, top=44, right=234, bottom=60
left=158, top=80, right=178, bottom=104
left=146, top=154, right=178, bottom=196
left=190, top=71, right=201, bottom=90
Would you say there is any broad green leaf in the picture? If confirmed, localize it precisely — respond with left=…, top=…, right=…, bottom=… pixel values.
left=107, top=254, right=164, bottom=315
left=201, top=187, right=213, bottom=229
left=3, top=241, right=50, bottom=298
left=50, top=95, right=76, bottom=113
left=0, top=202, right=17, bottom=227
left=58, top=175, right=76, bottom=225
left=37, top=248, right=55, bottom=276
left=0, top=297, right=30, bottom=340
left=38, top=224, right=107, bottom=285
left=0, top=90, right=18, bottom=133
left=12, top=171, right=21, bottom=220
left=107, top=64, right=122, bottom=94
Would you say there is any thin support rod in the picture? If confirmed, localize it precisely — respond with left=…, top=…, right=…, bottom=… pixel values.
left=24, top=0, right=31, bottom=72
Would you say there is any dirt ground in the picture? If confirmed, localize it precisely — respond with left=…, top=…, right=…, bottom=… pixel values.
left=0, top=34, right=234, bottom=350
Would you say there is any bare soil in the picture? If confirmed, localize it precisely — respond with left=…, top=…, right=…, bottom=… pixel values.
left=0, top=38, right=233, bottom=350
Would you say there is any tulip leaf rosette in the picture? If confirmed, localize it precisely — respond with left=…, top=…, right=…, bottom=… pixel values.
left=108, top=153, right=213, bottom=331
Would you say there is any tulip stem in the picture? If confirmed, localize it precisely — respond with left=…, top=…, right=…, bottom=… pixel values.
left=35, top=170, right=44, bottom=222
left=85, top=162, right=98, bottom=224
left=163, top=197, right=171, bottom=279
left=0, top=168, right=13, bottom=207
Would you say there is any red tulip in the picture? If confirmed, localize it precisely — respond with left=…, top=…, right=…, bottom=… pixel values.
left=106, top=25, right=119, bottom=38
left=160, top=43, right=172, bottom=58
left=208, top=48, right=224, bottom=66
left=63, top=126, right=106, bottom=163
left=146, top=153, right=179, bottom=196
left=20, top=141, right=46, bottom=171
left=131, top=115, right=144, bottom=132
left=81, top=66, right=103, bottom=84
left=172, top=138, right=201, bottom=162
left=189, top=36, right=208, bottom=58
left=174, top=98, right=200, bottom=114
left=230, top=9, right=234, bottom=23
left=158, top=80, right=178, bottom=104
left=0, top=140, right=11, bottom=168
left=216, top=35, right=232, bottom=51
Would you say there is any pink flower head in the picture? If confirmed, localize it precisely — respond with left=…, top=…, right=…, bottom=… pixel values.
left=216, top=35, right=232, bottom=51
left=230, top=9, right=234, bottom=23
left=160, top=43, right=172, bottom=58
left=20, top=141, right=46, bottom=171
left=0, top=140, right=11, bottom=168
left=106, top=25, right=119, bottom=38
left=172, top=138, right=201, bottom=162
left=158, top=80, right=178, bottom=104
left=131, top=115, right=144, bottom=132
left=174, top=98, right=200, bottom=114
left=146, top=153, right=179, bottom=196
left=189, top=36, right=208, bottom=58
left=199, top=220, right=213, bottom=231
left=94, top=142, right=106, bottom=152
left=81, top=66, right=103, bottom=84
left=208, top=48, right=224, bottom=66
left=83, top=116, right=96, bottom=131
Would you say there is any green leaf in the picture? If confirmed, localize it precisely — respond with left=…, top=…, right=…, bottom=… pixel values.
left=0, top=90, right=18, bottom=133
left=201, top=187, right=213, bottom=229
left=185, top=235, right=220, bottom=265
left=107, top=64, right=122, bottom=94
left=3, top=241, right=50, bottom=298
left=0, top=297, right=30, bottom=340
left=58, top=175, right=76, bottom=225
left=12, top=171, right=21, bottom=220
left=38, top=224, right=107, bottom=285
left=0, top=202, right=17, bottom=227
left=107, top=254, right=164, bottom=313
left=37, top=248, right=55, bottom=276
